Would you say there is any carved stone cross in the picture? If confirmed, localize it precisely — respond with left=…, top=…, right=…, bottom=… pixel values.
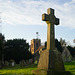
left=32, top=8, right=66, bottom=74
left=42, top=8, right=59, bottom=50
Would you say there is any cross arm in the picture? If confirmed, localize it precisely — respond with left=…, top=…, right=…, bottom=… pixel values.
left=42, top=13, right=49, bottom=21
left=55, top=18, right=59, bottom=25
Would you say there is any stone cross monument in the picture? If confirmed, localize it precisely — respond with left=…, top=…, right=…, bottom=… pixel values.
left=32, top=8, right=71, bottom=75
left=37, top=8, right=65, bottom=70
left=42, top=8, right=59, bottom=50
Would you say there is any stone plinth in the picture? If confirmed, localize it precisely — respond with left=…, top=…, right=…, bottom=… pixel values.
left=32, top=50, right=72, bottom=75
left=37, top=49, right=65, bottom=70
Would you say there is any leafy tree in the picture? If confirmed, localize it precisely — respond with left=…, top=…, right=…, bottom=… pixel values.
left=0, top=38, right=3, bottom=60
left=4, top=39, right=32, bottom=63
left=45, top=39, right=63, bottom=53
left=67, top=46, right=75, bottom=57
left=55, top=39, right=63, bottom=53
left=60, top=38, right=66, bottom=47
left=0, top=33, right=5, bottom=69
left=45, top=41, right=47, bottom=48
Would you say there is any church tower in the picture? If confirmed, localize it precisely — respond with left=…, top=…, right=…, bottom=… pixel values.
left=30, top=39, right=41, bottom=54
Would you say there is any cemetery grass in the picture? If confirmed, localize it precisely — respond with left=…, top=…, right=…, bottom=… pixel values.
left=0, top=64, right=37, bottom=75
left=64, top=61, right=75, bottom=75
left=0, top=61, right=75, bottom=75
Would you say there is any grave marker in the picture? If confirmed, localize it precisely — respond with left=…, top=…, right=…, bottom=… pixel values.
left=32, top=8, right=72, bottom=75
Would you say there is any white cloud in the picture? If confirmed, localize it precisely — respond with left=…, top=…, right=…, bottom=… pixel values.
left=0, top=0, right=75, bottom=28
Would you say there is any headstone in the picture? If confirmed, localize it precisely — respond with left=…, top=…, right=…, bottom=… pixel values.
left=26, top=60, right=29, bottom=65
left=38, top=8, right=65, bottom=70
left=62, top=45, right=72, bottom=62
left=20, top=60, right=26, bottom=67
left=29, top=59, right=33, bottom=65
left=10, top=60, right=15, bottom=67
left=12, top=61, right=15, bottom=66
left=5, top=61, right=9, bottom=66
left=32, top=8, right=72, bottom=75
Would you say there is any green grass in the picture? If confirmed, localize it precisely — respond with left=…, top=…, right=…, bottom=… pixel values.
left=0, top=64, right=37, bottom=75
left=0, top=61, right=75, bottom=75
left=64, top=61, right=75, bottom=75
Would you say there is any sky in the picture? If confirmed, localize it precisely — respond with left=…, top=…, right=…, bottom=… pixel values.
left=0, top=0, right=75, bottom=46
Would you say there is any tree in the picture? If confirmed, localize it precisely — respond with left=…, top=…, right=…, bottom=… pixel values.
left=0, top=33, right=5, bottom=69
left=67, top=46, right=75, bottom=57
left=45, top=41, right=47, bottom=48
left=4, top=39, right=32, bottom=63
left=55, top=39, right=63, bottom=53
left=44, top=39, right=63, bottom=53
left=60, top=38, right=66, bottom=47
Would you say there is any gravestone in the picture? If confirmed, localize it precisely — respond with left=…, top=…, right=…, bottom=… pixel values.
left=29, top=59, right=33, bottom=65
left=32, top=8, right=72, bottom=75
left=62, top=45, right=72, bottom=62
left=5, top=61, right=9, bottom=66
left=12, top=61, right=15, bottom=66
left=10, top=60, right=15, bottom=67
left=26, top=60, right=29, bottom=65
left=20, top=60, right=26, bottom=67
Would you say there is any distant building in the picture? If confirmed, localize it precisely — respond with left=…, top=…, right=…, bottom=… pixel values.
left=30, top=39, right=41, bottom=54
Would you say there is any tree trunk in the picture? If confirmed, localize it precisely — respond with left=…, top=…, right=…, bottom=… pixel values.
left=0, top=60, right=2, bottom=69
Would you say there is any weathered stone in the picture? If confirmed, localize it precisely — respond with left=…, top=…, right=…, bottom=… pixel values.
left=5, top=61, right=9, bottom=66
left=32, top=8, right=71, bottom=75
left=10, top=60, right=15, bottom=67
left=11, top=61, right=15, bottom=66
left=62, top=45, right=72, bottom=62
left=20, top=60, right=26, bottom=67
left=38, top=49, right=65, bottom=70
left=29, top=59, right=33, bottom=65
left=42, top=8, right=59, bottom=50
left=37, top=8, right=65, bottom=71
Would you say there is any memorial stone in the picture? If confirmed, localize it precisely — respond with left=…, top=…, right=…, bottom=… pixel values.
left=32, top=8, right=72, bottom=75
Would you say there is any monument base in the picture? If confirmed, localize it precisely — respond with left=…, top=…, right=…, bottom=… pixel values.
left=32, top=49, right=71, bottom=75
left=38, top=49, right=65, bottom=70
left=32, top=70, right=72, bottom=75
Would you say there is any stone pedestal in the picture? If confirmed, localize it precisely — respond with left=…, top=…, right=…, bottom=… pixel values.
left=32, top=50, right=72, bottom=75
left=38, top=50, right=65, bottom=70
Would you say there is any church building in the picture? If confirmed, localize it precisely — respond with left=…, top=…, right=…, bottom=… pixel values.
left=30, top=39, right=41, bottom=54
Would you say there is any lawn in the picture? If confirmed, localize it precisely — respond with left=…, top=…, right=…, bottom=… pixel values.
left=64, top=61, right=75, bottom=75
left=0, top=61, right=75, bottom=75
left=0, top=64, right=37, bottom=75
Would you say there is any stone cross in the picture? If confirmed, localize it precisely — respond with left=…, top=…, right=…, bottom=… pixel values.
left=42, top=8, right=59, bottom=50
left=32, top=8, right=67, bottom=74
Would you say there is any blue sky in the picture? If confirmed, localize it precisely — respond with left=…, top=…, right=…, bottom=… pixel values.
left=0, top=0, right=75, bottom=46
